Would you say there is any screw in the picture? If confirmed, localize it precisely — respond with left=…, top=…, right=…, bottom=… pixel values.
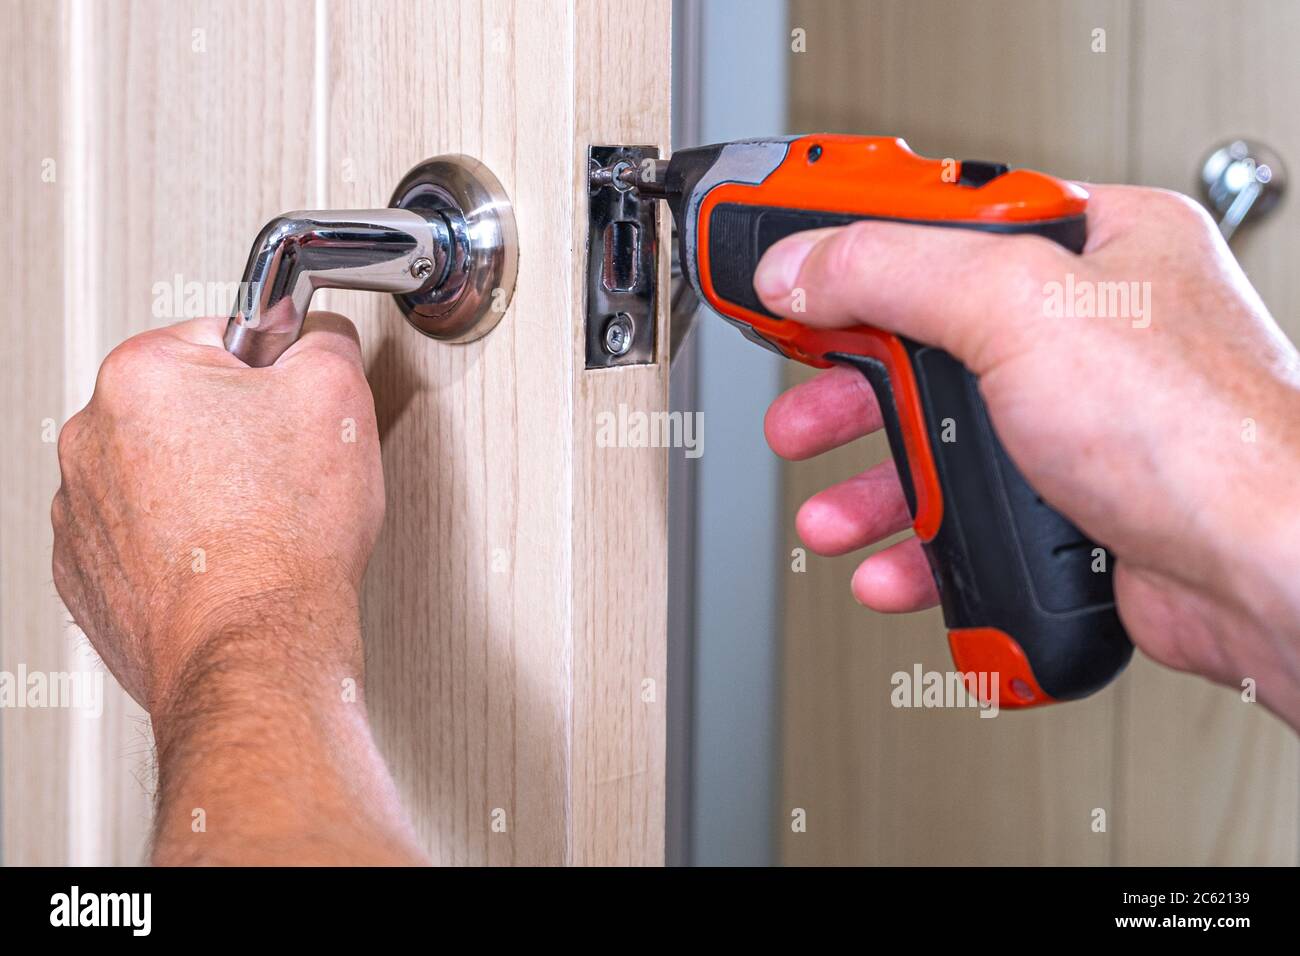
left=603, top=313, right=634, bottom=356
left=410, top=257, right=435, bottom=281
left=1010, top=678, right=1034, bottom=703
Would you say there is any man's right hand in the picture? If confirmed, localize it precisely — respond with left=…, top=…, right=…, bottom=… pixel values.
left=755, top=185, right=1300, bottom=729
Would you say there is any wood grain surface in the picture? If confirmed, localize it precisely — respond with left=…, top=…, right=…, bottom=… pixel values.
left=1, top=0, right=73, bottom=867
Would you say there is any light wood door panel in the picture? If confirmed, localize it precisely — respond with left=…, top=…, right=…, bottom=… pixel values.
left=782, top=0, right=1297, bottom=865
left=1, top=0, right=72, bottom=867
left=321, top=0, right=670, bottom=866
left=4, top=0, right=320, bottom=865
left=322, top=0, right=576, bottom=869
left=1, top=0, right=669, bottom=866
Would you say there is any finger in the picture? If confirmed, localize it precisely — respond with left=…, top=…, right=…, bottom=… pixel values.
left=765, top=365, right=883, bottom=460
left=1069, top=183, right=1149, bottom=251
left=795, top=459, right=912, bottom=556
left=752, top=218, right=1074, bottom=372
left=850, top=537, right=939, bottom=613
left=152, top=315, right=252, bottom=370
left=50, top=491, right=87, bottom=625
left=277, top=311, right=364, bottom=367
left=1077, top=183, right=1213, bottom=253
left=161, top=315, right=231, bottom=348
left=106, top=317, right=239, bottom=365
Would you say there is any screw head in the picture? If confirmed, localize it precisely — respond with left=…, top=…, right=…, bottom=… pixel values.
left=603, top=313, right=634, bottom=356
left=410, top=257, right=435, bottom=281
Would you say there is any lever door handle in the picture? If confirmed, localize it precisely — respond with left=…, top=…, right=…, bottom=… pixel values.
left=225, top=155, right=517, bottom=367
left=1199, top=139, right=1286, bottom=242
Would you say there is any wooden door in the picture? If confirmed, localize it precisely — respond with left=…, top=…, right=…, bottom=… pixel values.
left=0, top=0, right=670, bottom=866
left=780, top=0, right=1298, bottom=865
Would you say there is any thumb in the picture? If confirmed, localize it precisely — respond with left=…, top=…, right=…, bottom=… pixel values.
left=276, top=311, right=365, bottom=368
left=752, top=219, right=1075, bottom=373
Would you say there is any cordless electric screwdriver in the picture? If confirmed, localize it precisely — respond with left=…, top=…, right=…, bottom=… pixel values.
left=600, top=134, right=1132, bottom=707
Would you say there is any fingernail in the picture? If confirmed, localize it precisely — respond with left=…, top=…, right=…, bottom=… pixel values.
left=754, top=235, right=817, bottom=301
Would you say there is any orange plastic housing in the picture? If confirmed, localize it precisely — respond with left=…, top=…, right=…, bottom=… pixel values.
left=948, top=628, right=1055, bottom=708
left=694, top=134, right=1087, bottom=545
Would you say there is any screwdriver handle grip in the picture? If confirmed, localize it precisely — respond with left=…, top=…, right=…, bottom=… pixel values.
left=830, top=343, right=1132, bottom=705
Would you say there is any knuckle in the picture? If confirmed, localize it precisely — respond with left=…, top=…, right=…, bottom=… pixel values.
left=51, top=548, right=69, bottom=598
left=49, top=488, right=66, bottom=531
left=313, top=311, right=363, bottom=342
left=95, top=337, right=152, bottom=397
left=94, top=333, right=174, bottom=410
left=100, top=337, right=144, bottom=375
left=821, top=220, right=880, bottom=281
left=50, top=502, right=74, bottom=597
left=988, top=234, right=1066, bottom=296
left=292, top=349, right=370, bottom=412
left=308, top=348, right=366, bottom=391
left=55, top=413, right=83, bottom=473
left=1147, top=187, right=1216, bottom=231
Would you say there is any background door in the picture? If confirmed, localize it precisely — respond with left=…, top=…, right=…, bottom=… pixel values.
left=779, top=0, right=1299, bottom=865
left=1, top=0, right=671, bottom=866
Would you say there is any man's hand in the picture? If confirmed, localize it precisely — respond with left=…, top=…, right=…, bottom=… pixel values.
left=52, top=313, right=425, bottom=864
left=755, top=185, right=1300, bottom=729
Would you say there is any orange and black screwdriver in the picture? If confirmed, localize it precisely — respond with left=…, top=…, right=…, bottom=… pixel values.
left=598, top=135, right=1132, bottom=708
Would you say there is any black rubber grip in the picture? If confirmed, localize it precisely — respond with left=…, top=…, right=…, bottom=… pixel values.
left=708, top=203, right=1089, bottom=320
left=707, top=202, right=1132, bottom=700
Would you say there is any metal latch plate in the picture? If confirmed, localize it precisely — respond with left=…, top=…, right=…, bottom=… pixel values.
left=585, top=145, right=659, bottom=368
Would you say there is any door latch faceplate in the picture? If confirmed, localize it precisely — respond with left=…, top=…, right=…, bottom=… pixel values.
left=585, top=145, right=660, bottom=368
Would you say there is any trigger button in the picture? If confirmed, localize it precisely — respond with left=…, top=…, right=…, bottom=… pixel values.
left=957, top=160, right=1009, bottom=188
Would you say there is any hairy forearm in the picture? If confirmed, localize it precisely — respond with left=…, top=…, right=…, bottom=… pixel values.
left=149, top=613, right=426, bottom=866
left=1196, top=377, right=1300, bottom=725
left=1220, top=383, right=1300, bottom=604
left=1230, top=490, right=1300, bottom=728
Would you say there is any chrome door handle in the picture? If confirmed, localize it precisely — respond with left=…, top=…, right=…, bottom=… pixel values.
left=225, top=155, right=517, bottom=367
left=1200, top=139, right=1286, bottom=242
